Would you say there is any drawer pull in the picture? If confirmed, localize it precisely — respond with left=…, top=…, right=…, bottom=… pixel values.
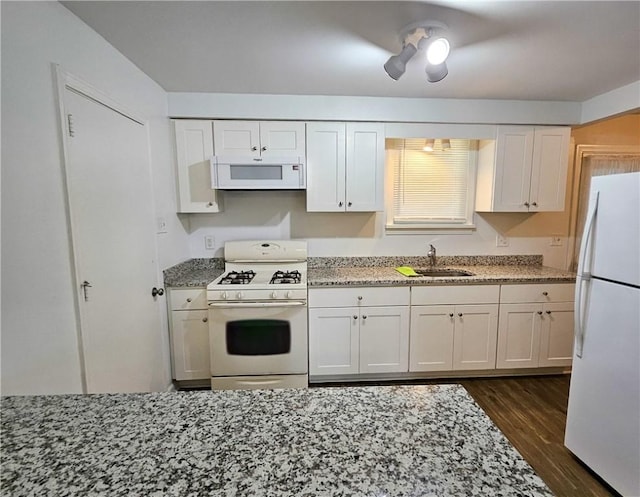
left=357, top=296, right=363, bottom=301
left=458, top=313, right=463, bottom=317
left=353, top=315, right=358, bottom=320
left=546, top=310, right=552, bottom=315
left=542, top=292, right=549, bottom=296
left=537, top=311, right=543, bottom=315
left=449, top=313, right=454, bottom=318
left=186, top=298, right=192, bottom=303
left=202, top=317, right=208, bottom=323
left=362, top=315, right=367, bottom=320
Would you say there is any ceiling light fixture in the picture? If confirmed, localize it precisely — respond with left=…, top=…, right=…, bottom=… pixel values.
left=423, top=138, right=435, bottom=152
left=384, top=20, right=451, bottom=83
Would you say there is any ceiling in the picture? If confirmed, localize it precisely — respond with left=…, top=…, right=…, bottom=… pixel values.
left=61, top=1, right=640, bottom=102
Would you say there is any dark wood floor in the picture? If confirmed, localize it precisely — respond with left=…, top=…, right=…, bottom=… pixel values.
left=459, top=375, right=618, bottom=497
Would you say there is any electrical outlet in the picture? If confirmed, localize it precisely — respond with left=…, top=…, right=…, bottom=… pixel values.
left=204, top=235, right=215, bottom=250
left=496, top=234, right=509, bottom=247
left=550, top=235, right=563, bottom=246
left=156, top=216, right=168, bottom=234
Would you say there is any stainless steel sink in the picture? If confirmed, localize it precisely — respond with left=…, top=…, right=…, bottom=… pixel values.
left=414, top=269, right=474, bottom=277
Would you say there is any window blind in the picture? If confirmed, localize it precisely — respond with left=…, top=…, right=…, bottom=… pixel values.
left=389, top=139, right=473, bottom=224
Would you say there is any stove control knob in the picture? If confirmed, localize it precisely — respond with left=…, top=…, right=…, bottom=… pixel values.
left=236, top=291, right=244, bottom=300
left=271, top=291, right=278, bottom=299
left=286, top=291, right=293, bottom=299
left=220, top=291, right=228, bottom=300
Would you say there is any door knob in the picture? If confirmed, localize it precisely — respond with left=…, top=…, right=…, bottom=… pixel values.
left=151, top=287, right=165, bottom=297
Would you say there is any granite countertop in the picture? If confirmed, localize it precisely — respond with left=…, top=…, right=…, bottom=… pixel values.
left=308, top=264, right=576, bottom=287
left=1, top=384, right=553, bottom=497
left=163, top=255, right=576, bottom=288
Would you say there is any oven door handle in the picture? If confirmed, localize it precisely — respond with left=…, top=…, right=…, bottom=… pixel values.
left=208, top=301, right=307, bottom=308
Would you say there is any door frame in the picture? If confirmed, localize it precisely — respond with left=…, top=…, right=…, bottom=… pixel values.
left=53, top=64, right=156, bottom=393
left=566, top=144, right=640, bottom=270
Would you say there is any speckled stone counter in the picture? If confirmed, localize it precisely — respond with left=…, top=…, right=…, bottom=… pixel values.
left=1, top=385, right=553, bottom=497
left=308, top=264, right=576, bottom=287
left=163, top=258, right=224, bottom=287
left=163, top=255, right=575, bottom=288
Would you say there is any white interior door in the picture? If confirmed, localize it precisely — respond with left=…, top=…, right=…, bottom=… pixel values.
left=63, top=86, right=163, bottom=393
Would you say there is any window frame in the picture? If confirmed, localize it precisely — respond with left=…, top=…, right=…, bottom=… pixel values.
left=384, top=139, right=478, bottom=234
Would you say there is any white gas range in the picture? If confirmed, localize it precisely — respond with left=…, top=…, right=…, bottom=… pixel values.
left=206, top=240, right=308, bottom=390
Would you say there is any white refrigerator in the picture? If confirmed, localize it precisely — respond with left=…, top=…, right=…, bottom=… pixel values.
left=565, top=171, right=640, bottom=496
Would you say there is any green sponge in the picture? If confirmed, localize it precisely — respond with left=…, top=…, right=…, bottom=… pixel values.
left=395, top=266, right=419, bottom=277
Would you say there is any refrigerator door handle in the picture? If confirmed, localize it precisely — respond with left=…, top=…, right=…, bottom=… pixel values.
left=574, top=191, right=599, bottom=358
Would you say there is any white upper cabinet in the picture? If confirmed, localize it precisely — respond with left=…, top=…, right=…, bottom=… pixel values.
left=173, top=120, right=222, bottom=213
left=475, top=125, right=570, bottom=212
left=213, top=120, right=306, bottom=158
left=306, top=122, right=385, bottom=212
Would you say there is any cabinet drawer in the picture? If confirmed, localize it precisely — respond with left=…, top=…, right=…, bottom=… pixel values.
left=500, top=283, right=575, bottom=303
left=309, top=286, right=410, bottom=308
left=411, top=285, right=500, bottom=306
left=169, top=288, right=207, bottom=310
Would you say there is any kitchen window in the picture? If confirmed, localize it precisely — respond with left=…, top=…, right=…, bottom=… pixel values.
left=385, top=138, right=477, bottom=232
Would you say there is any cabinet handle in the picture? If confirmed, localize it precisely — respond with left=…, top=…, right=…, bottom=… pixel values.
left=546, top=310, right=552, bottom=315
left=532, top=202, right=538, bottom=207
left=449, top=313, right=454, bottom=318
left=151, top=287, right=164, bottom=297
left=542, top=291, right=549, bottom=296
left=362, top=315, right=367, bottom=320
left=186, top=298, right=192, bottom=302
left=207, top=202, right=214, bottom=207
left=338, top=201, right=343, bottom=207
left=251, top=146, right=257, bottom=151
left=458, top=313, right=463, bottom=317
left=202, top=317, right=208, bottom=322
left=537, top=311, right=543, bottom=315
left=261, top=146, right=267, bottom=151
left=524, top=202, right=530, bottom=207
left=348, top=201, right=352, bottom=207
left=353, top=315, right=358, bottom=320
left=357, top=296, right=363, bottom=301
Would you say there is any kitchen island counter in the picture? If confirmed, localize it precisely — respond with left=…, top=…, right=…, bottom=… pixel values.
left=2, top=385, right=552, bottom=496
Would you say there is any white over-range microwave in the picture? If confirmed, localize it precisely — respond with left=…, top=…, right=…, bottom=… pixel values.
left=210, top=155, right=306, bottom=190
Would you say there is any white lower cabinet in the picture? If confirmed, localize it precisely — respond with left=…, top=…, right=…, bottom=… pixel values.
left=167, top=288, right=211, bottom=381
left=308, top=287, right=410, bottom=376
left=410, top=286, right=500, bottom=372
left=496, top=283, right=575, bottom=369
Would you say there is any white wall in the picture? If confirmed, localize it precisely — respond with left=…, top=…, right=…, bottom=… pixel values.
left=187, top=190, right=571, bottom=270
left=1, top=1, right=188, bottom=395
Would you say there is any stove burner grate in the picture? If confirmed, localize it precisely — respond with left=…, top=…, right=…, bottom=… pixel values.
left=270, top=270, right=302, bottom=285
left=218, top=270, right=256, bottom=285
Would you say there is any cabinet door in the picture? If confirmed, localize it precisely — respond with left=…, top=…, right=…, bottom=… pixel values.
left=453, top=304, right=498, bottom=370
left=409, top=305, right=455, bottom=372
left=259, top=121, right=306, bottom=158
left=173, top=120, right=222, bottom=213
left=529, top=127, right=570, bottom=212
left=538, top=302, right=574, bottom=367
left=345, top=123, right=385, bottom=211
left=359, top=306, right=410, bottom=373
left=170, top=310, right=210, bottom=381
left=308, top=307, right=359, bottom=375
left=306, top=122, right=346, bottom=212
left=496, top=303, right=541, bottom=369
left=492, top=125, right=535, bottom=212
left=213, top=121, right=260, bottom=157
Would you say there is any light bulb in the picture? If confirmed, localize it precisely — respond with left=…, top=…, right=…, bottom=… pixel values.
left=426, top=38, right=450, bottom=65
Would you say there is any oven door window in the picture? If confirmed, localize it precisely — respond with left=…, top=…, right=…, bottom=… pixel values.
left=226, top=319, right=291, bottom=355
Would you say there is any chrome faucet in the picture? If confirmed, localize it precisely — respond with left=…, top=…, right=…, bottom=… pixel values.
left=427, top=244, right=437, bottom=267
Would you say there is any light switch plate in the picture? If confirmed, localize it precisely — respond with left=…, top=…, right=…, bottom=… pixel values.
left=204, top=235, right=215, bottom=250
left=550, top=235, right=563, bottom=246
left=156, top=216, right=168, bottom=234
left=496, top=234, right=509, bottom=247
